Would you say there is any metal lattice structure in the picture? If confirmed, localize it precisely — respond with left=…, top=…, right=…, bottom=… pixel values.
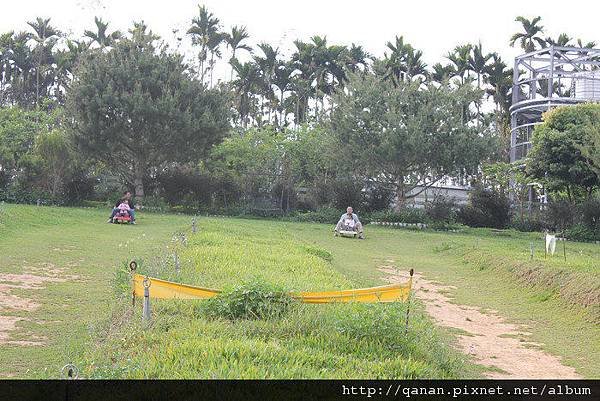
left=510, top=45, right=600, bottom=163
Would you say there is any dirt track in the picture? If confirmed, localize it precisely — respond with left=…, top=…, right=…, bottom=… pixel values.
left=0, top=264, right=78, bottom=346
left=380, top=266, right=581, bottom=379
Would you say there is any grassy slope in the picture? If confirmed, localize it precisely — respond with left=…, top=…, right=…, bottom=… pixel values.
left=286, top=223, right=600, bottom=377
left=0, top=204, right=190, bottom=377
left=1, top=206, right=598, bottom=378
left=82, top=218, right=468, bottom=379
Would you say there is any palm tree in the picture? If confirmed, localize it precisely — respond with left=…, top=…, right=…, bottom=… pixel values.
left=84, top=16, right=121, bottom=48
left=469, top=42, right=491, bottom=89
left=0, top=32, right=14, bottom=105
left=187, top=5, right=221, bottom=84
left=27, top=17, right=60, bottom=108
left=383, top=35, right=409, bottom=85
left=224, top=25, right=251, bottom=79
left=404, top=46, right=427, bottom=80
left=447, top=44, right=472, bottom=85
left=4, top=31, right=34, bottom=107
left=254, top=43, right=280, bottom=123
left=485, top=55, right=512, bottom=115
left=206, top=31, right=224, bottom=87
left=485, top=53, right=513, bottom=156
left=545, top=33, right=572, bottom=47
left=345, top=43, right=371, bottom=73
left=429, top=63, right=455, bottom=84
left=509, top=16, right=545, bottom=53
left=54, top=39, right=88, bottom=103
left=577, top=39, right=597, bottom=49
left=272, top=61, right=292, bottom=128
left=289, top=40, right=317, bottom=124
left=230, top=59, right=260, bottom=127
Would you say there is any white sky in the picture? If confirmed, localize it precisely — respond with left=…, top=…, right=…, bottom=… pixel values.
left=2, top=0, right=599, bottom=83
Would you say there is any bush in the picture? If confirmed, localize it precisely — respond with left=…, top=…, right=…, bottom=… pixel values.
left=457, top=186, right=511, bottom=229
left=425, top=196, right=457, bottom=224
left=291, top=207, right=342, bottom=224
left=362, top=185, right=394, bottom=212
left=546, top=200, right=575, bottom=230
left=580, top=198, right=600, bottom=231
left=565, top=223, right=600, bottom=243
left=201, top=279, right=294, bottom=320
left=141, top=196, right=169, bottom=212
left=330, top=178, right=364, bottom=210
left=368, top=208, right=428, bottom=224
left=510, top=215, right=547, bottom=232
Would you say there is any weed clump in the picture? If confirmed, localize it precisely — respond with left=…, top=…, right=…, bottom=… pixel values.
left=201, top=279, right=294, bottom=320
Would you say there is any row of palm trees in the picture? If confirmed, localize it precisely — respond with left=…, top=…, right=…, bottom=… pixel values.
left=0, top=10, right=596, bottom=133
left=0, top=16, right=122, bottom=108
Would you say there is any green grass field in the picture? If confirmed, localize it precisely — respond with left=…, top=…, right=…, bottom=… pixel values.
left=0, top=204, right=598, bottom=378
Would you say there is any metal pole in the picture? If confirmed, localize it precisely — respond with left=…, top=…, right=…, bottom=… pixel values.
left=192, top=217, right=197, bottom=233
left=174, top=251, right=180, bottom=273
left=530, top=242, right=534, bottom=261
left=142, top=277, right=151, bottom=323
left=129, top=261, right=137, bottom=307
left=404, top=269, right=414, bottom=335
left=548, top=47, right=555, bottom=99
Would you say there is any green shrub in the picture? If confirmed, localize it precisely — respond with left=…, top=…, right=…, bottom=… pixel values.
left=368, top=208, right=428, bottom=224
left=201, top=279, right=294, bottom=320
left=292, top=207, right=342, bottom=224
left=425, top=196, right=457, bottom=224
left=565, top=223, right=600, bottom=243
left=546, top=200, right=575, bottom=230
left=579, top=198, right=600, bottom=231
left=510, top=215, right=547, bottom=232
left=457, top=186, right=511, bottom=229
left=141, top=196, right=169, bottom=212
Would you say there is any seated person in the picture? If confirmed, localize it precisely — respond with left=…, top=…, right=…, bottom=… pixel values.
left=108, top=191, right=137, bottom=224
left=116, top=200, right=132, bottom=217
left=335, top=206, right=364, bottom=239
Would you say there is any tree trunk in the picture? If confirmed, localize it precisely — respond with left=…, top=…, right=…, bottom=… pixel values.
left=134, top=161, right=145, bottom=207
left=394, top=179, right=406, bottom=212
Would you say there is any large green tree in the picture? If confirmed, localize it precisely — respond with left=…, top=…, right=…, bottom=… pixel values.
left=527, top=104, right=600, bottom=199
left=330, top=74, right=491, bottom=208
left=66, top=26, right=230, bottom=203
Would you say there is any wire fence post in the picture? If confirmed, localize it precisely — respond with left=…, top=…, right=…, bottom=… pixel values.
left=192, top=217, right=197, bottom=233
left=404, top=268, right=414, bottom=335
left=129, top=261, right=138, bottom=307
left=174, top=250, right=180, bottom=274
left=530, top=242, right=534, bottom=261
left=180, top=233, right=188, bottom=247
left=142, top=277, right=152, bottom=323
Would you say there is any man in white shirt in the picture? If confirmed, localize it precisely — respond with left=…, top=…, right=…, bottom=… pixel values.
left=335, top=206, right=364, bottom=239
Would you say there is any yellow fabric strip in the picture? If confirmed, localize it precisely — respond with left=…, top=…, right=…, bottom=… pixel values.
left=132, top=274, right=411, bottom=303
left=133, top=274, right=220, bottom=300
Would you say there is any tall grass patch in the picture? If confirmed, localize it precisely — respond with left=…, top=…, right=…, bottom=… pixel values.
left=82, top=218, right=469, bottom=378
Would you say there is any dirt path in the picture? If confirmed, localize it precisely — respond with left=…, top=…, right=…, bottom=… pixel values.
left=0, top=264, right=78, bottom=346
left=380, top=266, right=581, bottom=379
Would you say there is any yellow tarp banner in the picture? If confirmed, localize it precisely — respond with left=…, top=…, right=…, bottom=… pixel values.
left=133, top=273, right=412, bottom=304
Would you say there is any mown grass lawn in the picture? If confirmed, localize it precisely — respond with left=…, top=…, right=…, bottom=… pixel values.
left=1, top=204, right=598, bottom=378
left=0, top=204, right=191, bottom=377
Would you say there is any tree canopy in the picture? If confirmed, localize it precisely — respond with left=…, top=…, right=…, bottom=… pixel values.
left=330, top=74, right=494, bottom=207
left=526, top=104, right=600, bottom=200
left=66, top=27, right=230, bottom=201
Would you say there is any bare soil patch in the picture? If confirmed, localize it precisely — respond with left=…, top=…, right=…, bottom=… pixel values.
left=0, top=265, right=76, bottom=346
left=380, top=266, right=581, bottom=379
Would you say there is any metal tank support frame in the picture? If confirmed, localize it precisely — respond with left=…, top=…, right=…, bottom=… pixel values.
left=510, top=45, right=600, bottom=163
